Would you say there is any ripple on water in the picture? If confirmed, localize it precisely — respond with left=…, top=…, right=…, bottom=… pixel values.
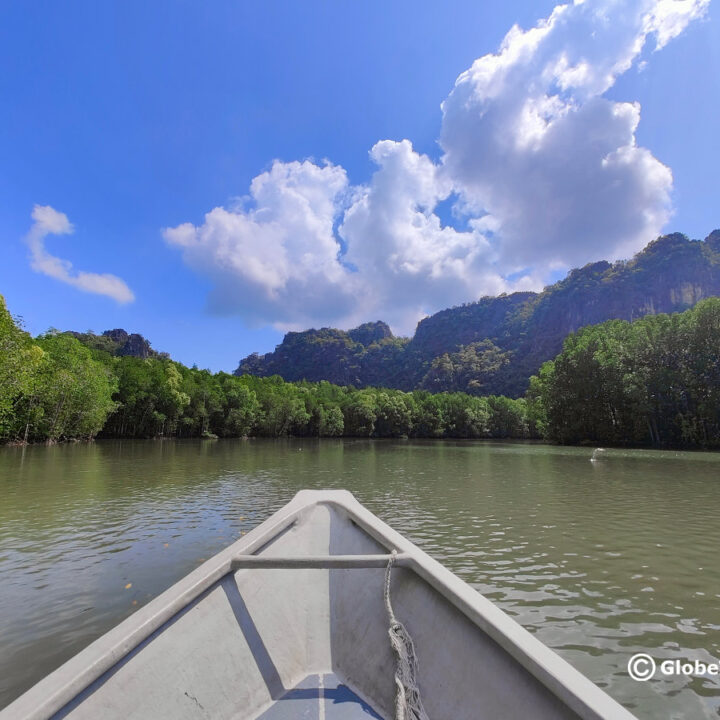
left=1, top=439, right=720, bottom=718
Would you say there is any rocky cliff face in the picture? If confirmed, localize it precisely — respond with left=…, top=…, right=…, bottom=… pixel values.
left=67, top=329, right=167, bottom=359
left=101, top=329, right=157, bottom=359
left=348, top=321, right=393, bottom=346
left=235, top=322, right=408, bottom=386
left=237, top=230, right=720, bottom=395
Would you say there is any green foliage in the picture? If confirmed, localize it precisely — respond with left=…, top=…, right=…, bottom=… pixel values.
left=0, top=296, right=43, bottom=439
left=318, top=406, right=344, bottom=437
left=411, top=392, right=445, bottom=438
left=215, top=374, right=260, bottom=437
left=342, top=391, right=378, bottom=437
left=374, top=392, right=414, bottom=438
left=0, top=295, right=542, bottom=445
left=1, top=298, right=118, bottom=443
left=24, top=300, right=716, bottom=449
left=102, top=356, right=191, bottom=438
left=66, top=328, right=164, bottom=359
left=430, top=394, right=482, bottom=438
left=33, top=334, right=117, bottom=441
left=528, top=298, right=720, bottom=448
left=486, top=396, right=529, bottom=438
left=237, top=232, right=720, bottom=397
left=7, top=276, right=720, bottom=449
left=420, top=340, right=509, bottom=394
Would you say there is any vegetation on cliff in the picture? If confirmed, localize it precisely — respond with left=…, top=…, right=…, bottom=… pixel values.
left=66, top=328, right=167, bottom=359
left=4, top=229, right=720, bottom=449
left=237, top=231, right=720, bottom=396
left=237, top=322, right=412, bottom=388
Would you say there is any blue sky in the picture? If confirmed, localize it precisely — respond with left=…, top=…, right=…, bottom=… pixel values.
left=1, top=1, right=718, bottom=371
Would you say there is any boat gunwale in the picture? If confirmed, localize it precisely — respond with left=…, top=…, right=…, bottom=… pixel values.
left=337, top=492, right=637, bottom=720
left=0, top=489, right=637, bottom=720
left=0, top=496, right=307, bottom=720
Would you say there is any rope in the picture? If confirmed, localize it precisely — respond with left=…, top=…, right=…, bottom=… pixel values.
left=384, top=550, right=430, bottom=720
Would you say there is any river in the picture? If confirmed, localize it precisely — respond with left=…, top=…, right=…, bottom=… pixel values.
left=1, top=438, right=719, bottom=718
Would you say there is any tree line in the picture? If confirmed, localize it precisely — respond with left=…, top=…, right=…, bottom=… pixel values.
left=0, top=296, right=531, bottom=443
left=528, top=297, right=720, bottom=448
left=4, top=293, right=720, bottom=448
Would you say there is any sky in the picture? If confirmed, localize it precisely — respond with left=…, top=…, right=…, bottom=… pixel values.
left=1, top=0, right=719, bottom=372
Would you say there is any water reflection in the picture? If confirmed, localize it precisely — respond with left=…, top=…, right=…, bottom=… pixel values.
left=1, top=439, right=719, bottom=718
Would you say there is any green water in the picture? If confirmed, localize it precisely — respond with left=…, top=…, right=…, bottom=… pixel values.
left=1, top=439, right=719, bottom=718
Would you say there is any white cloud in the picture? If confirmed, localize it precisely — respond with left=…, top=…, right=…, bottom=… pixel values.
left=645, top=0, right=709, bottom=48
left=340, top=139, right=507, bottom=330
left=164, top=160, right=358, bottom=327
left=166, top=0, right=707, bottom=333
left=164, top=144, right=512, bottom=333
left=440, top=0, right=707, bottom=271
left=25, top=205, right=135, bottom=304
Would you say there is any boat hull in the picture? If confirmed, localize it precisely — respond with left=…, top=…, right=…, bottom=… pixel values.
left=1, top=490, right=637, bottom=720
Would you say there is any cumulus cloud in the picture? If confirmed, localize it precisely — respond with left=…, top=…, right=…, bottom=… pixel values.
left=440, top=0, right=707, bottom=270
left=165, top=144, right=507, bottom=332
left=164, top=160, right=357, bottom=327
left=340, top=140, right=506, bottom=329
left=26, top=205, right=134, bottom=304
left=166, top=0, right=707, bottom=333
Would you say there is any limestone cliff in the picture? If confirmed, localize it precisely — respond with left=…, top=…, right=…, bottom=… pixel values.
left=239, top=229, right=720, bottom=395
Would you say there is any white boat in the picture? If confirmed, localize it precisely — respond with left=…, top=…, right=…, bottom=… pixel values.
left=2, top=490, right=637, bottom=719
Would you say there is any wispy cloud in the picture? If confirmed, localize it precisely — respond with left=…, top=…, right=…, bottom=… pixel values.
left=26, top=205, right=135, bottom=304
left=165, top=0, right=708, bottom=334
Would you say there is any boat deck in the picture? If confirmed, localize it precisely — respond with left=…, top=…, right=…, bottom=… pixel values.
left=256, top=673, right=383, bottom=719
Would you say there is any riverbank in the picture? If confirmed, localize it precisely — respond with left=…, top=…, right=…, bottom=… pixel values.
left=5, top=295, right=720, bottom=450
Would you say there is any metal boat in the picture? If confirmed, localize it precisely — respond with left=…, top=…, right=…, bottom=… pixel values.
left=2, top=490, right=637, bottom=719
